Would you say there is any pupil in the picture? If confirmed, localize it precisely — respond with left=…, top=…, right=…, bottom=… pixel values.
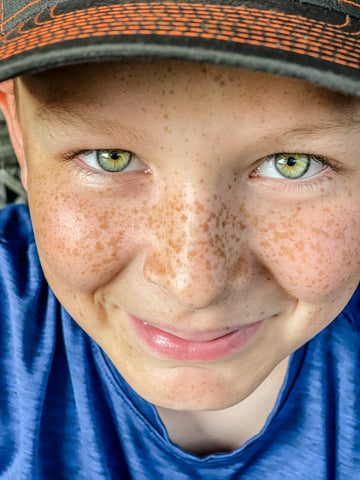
left=287, top=157, right=297, bottom=167
left=110, top=151, right=120, bottom=160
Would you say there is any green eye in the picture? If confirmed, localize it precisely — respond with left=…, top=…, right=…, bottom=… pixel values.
left=97, top=149, right=132, bottom=172
left=274, top=153, right=310, bottom=179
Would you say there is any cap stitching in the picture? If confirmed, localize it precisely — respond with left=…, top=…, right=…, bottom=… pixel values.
left=340, top=0, right=360, bottom=8
left=2, top=0, right=47, bottom=28
left=0, top=2, right=359, bottom=69
left=0, top=1, right=3, bottom=37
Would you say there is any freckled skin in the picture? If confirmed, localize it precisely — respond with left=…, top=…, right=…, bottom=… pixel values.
left=4, top=61, right=360, bottom=425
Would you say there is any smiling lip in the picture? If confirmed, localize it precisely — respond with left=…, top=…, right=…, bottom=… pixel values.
left=128, top=314, right=264, bottom=361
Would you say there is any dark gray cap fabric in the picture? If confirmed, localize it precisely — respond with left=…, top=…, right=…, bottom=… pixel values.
left=0, top=0, right=360, bottom=94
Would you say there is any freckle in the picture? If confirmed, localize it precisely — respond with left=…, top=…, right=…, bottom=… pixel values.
left=260, top=240, right=270, bottom=248
left=195, top=201, right=205, bottom=213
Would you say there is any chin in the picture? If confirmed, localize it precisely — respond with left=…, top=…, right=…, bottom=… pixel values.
left=162, top=398, right=238, bottom=412
left=131, top=365, right=253, bottom=412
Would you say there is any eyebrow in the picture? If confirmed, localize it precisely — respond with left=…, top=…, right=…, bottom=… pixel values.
left=259, top=100, right=360, bottom=148
left=36, top=103, right=148, bottom=145
left=269, top=118, right=360, bottom=143
left=36, top=98, right=360, bottom=147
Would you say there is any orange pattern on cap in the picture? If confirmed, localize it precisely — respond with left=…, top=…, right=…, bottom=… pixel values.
left=341, top=0, right=360, bottom=7
left=0, top=2, right=359, bottom=69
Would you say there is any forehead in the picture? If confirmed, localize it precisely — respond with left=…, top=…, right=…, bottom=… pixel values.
left=17, top=60, right=360, bottom=129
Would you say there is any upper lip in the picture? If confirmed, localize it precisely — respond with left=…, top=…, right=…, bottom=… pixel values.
left=128, top=313, right=264, bottom=343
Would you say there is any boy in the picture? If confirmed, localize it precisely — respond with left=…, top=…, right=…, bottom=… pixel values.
left=0, top=0, right=359, bottom=478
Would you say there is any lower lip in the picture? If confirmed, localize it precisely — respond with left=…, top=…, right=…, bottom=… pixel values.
left=129, top=316, right=263, bottom=361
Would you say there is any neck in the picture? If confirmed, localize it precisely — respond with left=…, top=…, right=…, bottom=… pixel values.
left=156, top=357, right=290, bottom=456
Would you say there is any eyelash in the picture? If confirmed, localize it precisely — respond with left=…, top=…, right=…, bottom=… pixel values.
left=275, top=152, right=341, bottom=172
left=249, top=152, right=343, bottom=195
left=62, top=149, right=150, bottom=180
left=64, top=150, right=93, bottom=161
left=252, top=152, right=341, bottom=178
left=62, top=149, right=342, bottom=186
left=258, top=152, right=340, bottom=170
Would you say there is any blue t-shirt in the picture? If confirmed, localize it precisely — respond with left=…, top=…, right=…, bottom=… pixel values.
left=0, top=204, right=359, bottom=479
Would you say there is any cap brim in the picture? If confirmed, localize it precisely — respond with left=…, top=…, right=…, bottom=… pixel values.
left=1, top=1, right=360, bottom=95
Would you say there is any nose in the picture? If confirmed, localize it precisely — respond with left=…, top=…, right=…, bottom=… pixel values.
left=143, top=187, right=251, bottom=309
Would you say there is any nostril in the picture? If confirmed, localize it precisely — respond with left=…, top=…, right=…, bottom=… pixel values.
left=143, top=251, right=173, bottom=285
left=143, top=248, right=252, bottom=310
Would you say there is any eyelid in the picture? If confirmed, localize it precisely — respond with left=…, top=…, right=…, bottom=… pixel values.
left=301, top=153, right=342, bottom=172
left=63, top=149, right=94, bottom=162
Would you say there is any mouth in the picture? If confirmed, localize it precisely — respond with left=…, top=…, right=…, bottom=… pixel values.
left=128, top=314, right=264, bottom=362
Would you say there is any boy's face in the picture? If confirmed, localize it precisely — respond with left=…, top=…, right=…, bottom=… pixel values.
left=8, top=61, right=360, bottom=410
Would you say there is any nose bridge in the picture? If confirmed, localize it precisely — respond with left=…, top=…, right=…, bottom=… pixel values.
left=143, top=184, right=250, bottom=309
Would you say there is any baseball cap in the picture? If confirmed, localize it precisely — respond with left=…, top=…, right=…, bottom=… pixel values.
left=0, top=0, right=359, bottom=94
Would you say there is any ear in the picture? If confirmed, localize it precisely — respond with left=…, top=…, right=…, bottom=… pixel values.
left=0, top=79, right=28, bottom=191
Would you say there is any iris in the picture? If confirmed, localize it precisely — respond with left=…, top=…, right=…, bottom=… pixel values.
left=97, top=149, right=132, bottom=172
left=274, top=153, right=310, bottom=179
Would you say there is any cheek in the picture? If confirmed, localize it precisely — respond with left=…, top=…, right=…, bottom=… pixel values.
left=27, top=175, right=143, bottom=292
left=255, top=198, right=360, bottom=300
